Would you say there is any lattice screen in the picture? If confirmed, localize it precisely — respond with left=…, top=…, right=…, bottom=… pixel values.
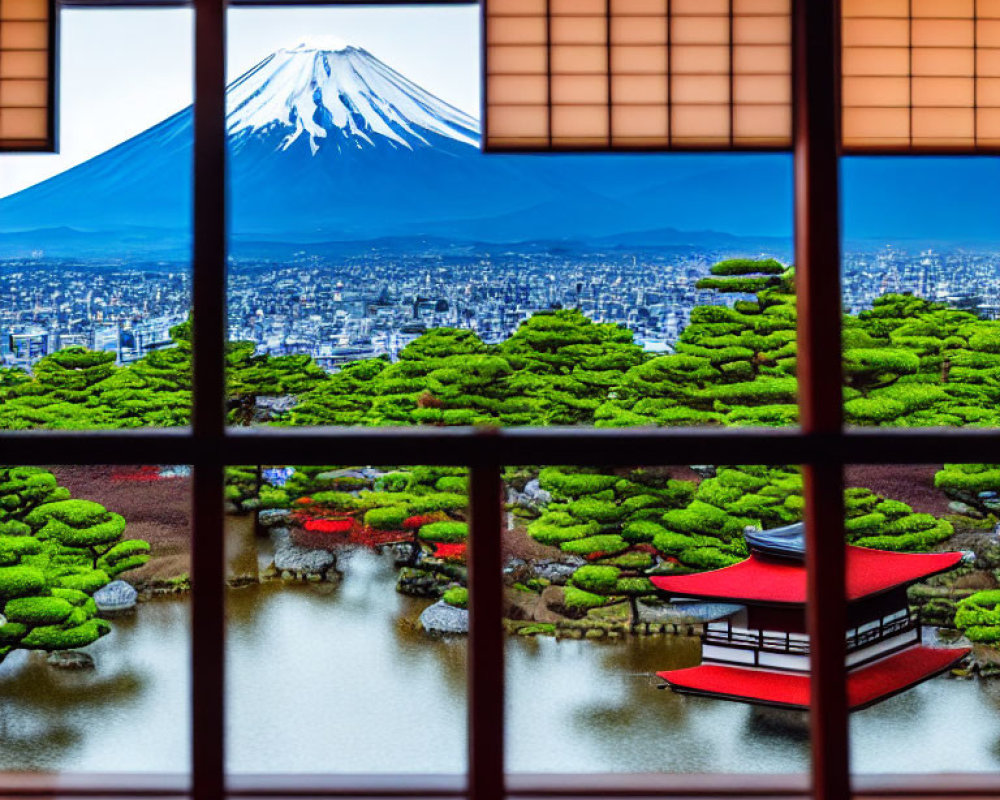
left=842, top=0, right=1000, bottom=149
left=0, top=0, right=52, bottom=151
left=484, top=0, right=1000, bottom=152
left=484, top=0, right=792, bottom=150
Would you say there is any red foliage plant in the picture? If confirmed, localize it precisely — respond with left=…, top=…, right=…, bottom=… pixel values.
left=111, top=466, right=162, bottom=483
left=355, top=527, right=416, bottom=548
left=304, top=518, right=354, bottom=534
left=403, top=513, right=447, bottom=530
left=433, top=542, right=467, bottom=561
left=290, top=515, right=360, bottom=551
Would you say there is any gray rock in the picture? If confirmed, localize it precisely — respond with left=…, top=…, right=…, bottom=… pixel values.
left=271, top=528, right=337, bottom=576
left=254, top=395, right=298, bottom=423
left=949, top=500, right=979, bottom=516
left=419, top=600, right=469, bottom=635
left=94, top=580, right=138, bottom=614
left=979, top=491, right=998, bottom=499
left=504, top=557, right=527, bottom=574
left=258, top=509, right=294, bottom=528
left=533, top=558, right=584, bottom=584
left=522, top=479, right=552, bottom=505
left=316, top=469, right=368, bottom=481
left=960, top=549, right=978, bottom=564
left=47, top=650, right=95, bottom=670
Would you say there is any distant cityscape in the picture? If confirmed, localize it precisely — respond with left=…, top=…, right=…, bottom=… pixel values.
left=1, top=246, right=998, bottom=370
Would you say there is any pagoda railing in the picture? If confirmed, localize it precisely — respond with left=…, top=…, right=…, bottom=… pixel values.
left=704, top=624, right=811, bottom=656
left=704, top=611, right=920, bottom=660
left=845, top=611, right=920, bottom=655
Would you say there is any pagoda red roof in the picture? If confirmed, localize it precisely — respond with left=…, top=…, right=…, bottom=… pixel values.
left=658, top=646, right=969, bottom=711
left=651, top=547, right=962, bottom=605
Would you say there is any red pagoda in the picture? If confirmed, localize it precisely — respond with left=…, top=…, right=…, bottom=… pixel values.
left=650, top=524, right=970, bottom=711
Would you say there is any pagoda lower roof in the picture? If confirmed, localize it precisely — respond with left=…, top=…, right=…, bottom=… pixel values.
left=657, top=646, right=969, bottom=711
left=651, top=547, right=962, bottom=606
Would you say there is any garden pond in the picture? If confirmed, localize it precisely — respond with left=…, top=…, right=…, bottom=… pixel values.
left=3, top=548, right=1000, bottom=775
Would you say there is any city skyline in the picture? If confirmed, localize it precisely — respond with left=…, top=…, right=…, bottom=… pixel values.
left=3, top=245, right=996, bottom=369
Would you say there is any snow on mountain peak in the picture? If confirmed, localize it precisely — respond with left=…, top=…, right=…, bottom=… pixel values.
left=226, top=41, right=479, bottom=154
left=287, top=35, right=349, bottom=53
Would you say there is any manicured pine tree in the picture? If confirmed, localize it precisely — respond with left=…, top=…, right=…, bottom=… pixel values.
left=0, top=468, right=148, bottom=663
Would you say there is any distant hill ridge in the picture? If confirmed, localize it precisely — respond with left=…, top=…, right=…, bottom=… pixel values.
left=0, top=39, right=997, bottom=258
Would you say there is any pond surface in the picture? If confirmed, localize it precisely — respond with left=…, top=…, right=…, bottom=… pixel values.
left=3, top=548, right=1000, bottom=775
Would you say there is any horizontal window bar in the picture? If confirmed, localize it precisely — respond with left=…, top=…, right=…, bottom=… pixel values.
left=3, top=772, right=1000, bottom=798
left=1, top=426, right=999, bottom=466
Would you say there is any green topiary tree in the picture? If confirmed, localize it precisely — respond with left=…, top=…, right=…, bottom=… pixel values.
left=0, top=468, right=148, bottom=663
left=955, top=590, right=1000, bottom=643
left=25, top=499, right=149, bottom=579
left=934, top=464, right=1000, bottom=516
left=500, top=309, right=647, bottom=425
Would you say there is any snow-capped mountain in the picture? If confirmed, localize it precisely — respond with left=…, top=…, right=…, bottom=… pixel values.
left=0, top=41, right=796, bottom=257
left=226, top=39, right=478, bottom=154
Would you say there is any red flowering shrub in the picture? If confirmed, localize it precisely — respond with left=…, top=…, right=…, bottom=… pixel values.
left=111, top=466, right=162, bottom=482
left=291, top=515, right=359, bottom=550
left=433, top=542, right=467, bottom=561
left=403, top=513, right=447, bottom=530
left=355, top=527, right=416, bottom=548
left=304, top=518, right=354, bottom=534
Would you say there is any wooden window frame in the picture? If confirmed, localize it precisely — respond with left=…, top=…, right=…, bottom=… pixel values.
left=3, top=1, right=1000, bottom=799
left=0, top=0, right=57, bottom=152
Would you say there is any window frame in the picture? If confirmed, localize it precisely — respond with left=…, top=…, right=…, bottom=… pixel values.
left=3, top=1, right=1000, bottom=799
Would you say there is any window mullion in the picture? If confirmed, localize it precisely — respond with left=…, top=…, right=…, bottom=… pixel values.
left=793, top=0, right=849, bottom=799
left=191, top=0, right=228, bottom=796
left=468, top=437, right=505, bottom=800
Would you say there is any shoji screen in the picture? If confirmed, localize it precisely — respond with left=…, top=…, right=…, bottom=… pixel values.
left=841, top=0, right=999, bottom=150
left=485, top=0, right=1000, bottom=152
left=484, top=0, right=793, bottom=150
left=0, top=0, right=53, bottom=150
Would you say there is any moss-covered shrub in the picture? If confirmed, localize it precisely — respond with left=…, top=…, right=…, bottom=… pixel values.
left=442, top=586, right=468, bottom=608
left=418, top=521, right=469, bottom=543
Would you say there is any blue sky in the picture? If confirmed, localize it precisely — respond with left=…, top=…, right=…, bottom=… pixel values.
left=1, top=6, right=996, bottom=244
left=0, top=5, right=480, bottom=197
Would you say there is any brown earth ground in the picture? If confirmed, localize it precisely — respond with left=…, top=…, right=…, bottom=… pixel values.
left=50, top=466, right=192, bottom=585
left=46, top=463, right=960, bottom=584
left=844, top=463, right=952, bottom=516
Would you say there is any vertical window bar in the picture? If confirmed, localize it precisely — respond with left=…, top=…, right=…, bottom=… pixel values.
left=666, top=0, right=671, bottom=143
left=793, top=2, right=849, bottom=800
left=975, top=0, right=979, bottom=146
left=546, top=0, right=553, bottom=147
left=468, top=448, right=505, bottom=800
left=191, top=0, right=228, bottom=796
left=728, top=0, right=734, bottom=147
left=606, top=0, right=612, bottom=145
left=908, top=0, right=913, bottom=148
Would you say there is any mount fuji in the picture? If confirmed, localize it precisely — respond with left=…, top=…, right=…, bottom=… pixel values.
left=0, top=40, right=799, bottom=258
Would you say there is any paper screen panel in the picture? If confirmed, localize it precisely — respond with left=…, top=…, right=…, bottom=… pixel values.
left=843, top=0, right=1000, bottom=150
left=0, top=0, right=51, bottom=150
left=483, top=0, right=793, bottom=150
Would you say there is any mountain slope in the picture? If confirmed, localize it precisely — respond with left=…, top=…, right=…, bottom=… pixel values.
left=0, top=41, right=796, bottom=255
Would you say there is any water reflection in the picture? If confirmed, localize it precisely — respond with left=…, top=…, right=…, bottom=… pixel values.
left=2, top=547, right=1000, bottom=774
left=225, top=549, right=468, bottom=774
left=0, top=601, right=189, bottom=772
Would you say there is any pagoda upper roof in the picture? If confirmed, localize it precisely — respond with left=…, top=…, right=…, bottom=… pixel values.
left=651, top=546, right=962, bottom=606
left=657, top=645, right=969, bottom=711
